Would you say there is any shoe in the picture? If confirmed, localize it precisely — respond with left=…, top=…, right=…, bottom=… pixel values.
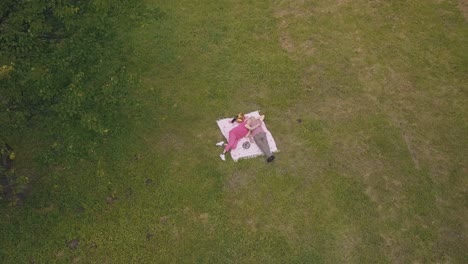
left=219, top=154, right=226, bottom=161
left=267, top=155, right=275, bottom=163
left=216, top=141, right=225, bottom=147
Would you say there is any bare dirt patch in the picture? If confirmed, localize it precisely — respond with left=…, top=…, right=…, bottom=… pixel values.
left=339, top=228, right=361, bottom=263
left=277, top=29, right=315, bottom=58
left=274, top=4, right=317, bottom=58
left=273, top=8, right=311, bottom=19
left=402, top=132, right=420, bottom=170
left=379, top=232, right=404, bottom=263
left=278, top=21, right=295, bottom=54
left=273, top=0, right=351, bottom=17
left=224, top=170, right=252, bottom=192
left=459, top=0, right=468, bottom=20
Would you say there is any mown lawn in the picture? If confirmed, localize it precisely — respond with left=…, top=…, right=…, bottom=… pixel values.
left=1, top=0, right=467, bottom=263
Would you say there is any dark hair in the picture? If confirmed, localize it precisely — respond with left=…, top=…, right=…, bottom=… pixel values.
left=231, top=117, right=237, bottom=123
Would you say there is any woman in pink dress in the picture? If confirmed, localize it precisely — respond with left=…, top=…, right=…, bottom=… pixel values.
left=218, top=113, right=261, bottom=161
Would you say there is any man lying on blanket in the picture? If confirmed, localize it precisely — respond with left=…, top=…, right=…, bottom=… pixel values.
left=216, top=111, right=277, bottom=162
left=246, top=115, right=275, bottom=162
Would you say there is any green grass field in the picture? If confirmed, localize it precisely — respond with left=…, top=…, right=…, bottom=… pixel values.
left=1, top=0, right=467, bottom=263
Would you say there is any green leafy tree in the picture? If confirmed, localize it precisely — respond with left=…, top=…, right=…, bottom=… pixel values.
left=0, top=0, right=143, bottom=136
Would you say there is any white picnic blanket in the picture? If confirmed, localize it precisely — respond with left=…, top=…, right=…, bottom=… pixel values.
left=216, top=110, right=279, bottom=161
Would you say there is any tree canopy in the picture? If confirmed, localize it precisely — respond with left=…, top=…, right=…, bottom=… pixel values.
left=0, top=0, right=144, bottom=137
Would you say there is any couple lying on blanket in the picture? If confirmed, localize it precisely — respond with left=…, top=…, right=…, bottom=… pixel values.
left=218, top=113, right=275, bottom=162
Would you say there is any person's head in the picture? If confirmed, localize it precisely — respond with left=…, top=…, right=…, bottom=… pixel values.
left=231, top=113, right=245, bottom=123
left=242, top=116, right=252, bottom=126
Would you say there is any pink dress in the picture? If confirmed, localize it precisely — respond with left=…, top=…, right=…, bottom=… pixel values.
left=224, top=120, right=249, bottom=152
